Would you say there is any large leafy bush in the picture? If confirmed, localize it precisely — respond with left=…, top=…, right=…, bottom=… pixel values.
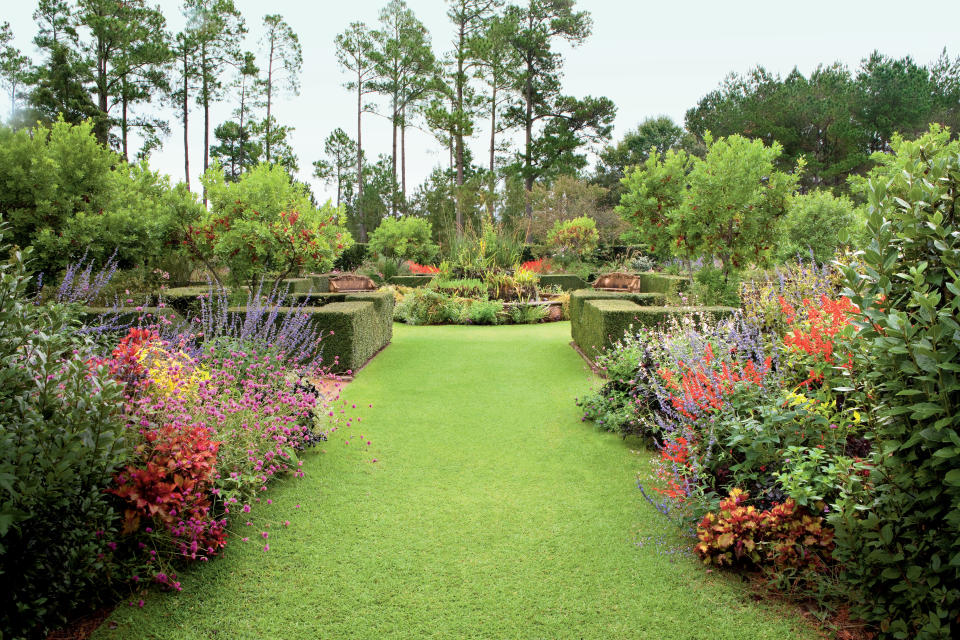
left=615, top=134, right=799, bottom=277
left=546, top=216, right=599, bottom=260
left=615, top=148, right=695, bottom=259
left=368, top=217, right=438, bottom=265
left=834, top=125, right=960, bottom=639
left=775, top=190, right=859, bottom=263
left=0, top=235, right=130, bottom=639
left=0, top=120, right=199, bottom=277
left=191, top=163, right=353, bottom=288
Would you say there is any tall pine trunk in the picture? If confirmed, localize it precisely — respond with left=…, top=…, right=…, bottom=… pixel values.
left=266, top=37, right=275, bottom=163
left=182, top=47, right=190, bottom=192
left=523, top=66, right=534, bottom=242
left=355, top=69, right=366, bottom=242
left=401, top=105, right=407, bottom=211
left=121, top=77, right=129, bottom=161
left=202, top=46, right=209, bottom=206
left=488, top=84, right=497, bottom=217
left=238, top=78, right=246, bottom=174
left=95, top=37, right=109, bottom=146
left=391, top=94, right=398, bottom=218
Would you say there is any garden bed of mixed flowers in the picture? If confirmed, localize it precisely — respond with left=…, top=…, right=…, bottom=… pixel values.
left=0, top=244, right=364, bottom=639
left=389, top=257, right=571, bottom=326
left=579, top=260, right=874, bottom=602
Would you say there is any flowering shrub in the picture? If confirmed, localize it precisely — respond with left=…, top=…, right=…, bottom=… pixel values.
left=546, top=216, right=599, bottom=260
left=111, top=424, right=225, bottom=555
left=94, top=328, right=339, bottom=573
left=520, top=258, right=551, bottom=273
left=779, top=294, right=858, bottom=388
left=188, top=163, right=352, bottom=290
left=407, top=261, right=440, bottom=275
left=580, top=287, right=872, bottom=604
left=738, top=259, right=841, bottom=336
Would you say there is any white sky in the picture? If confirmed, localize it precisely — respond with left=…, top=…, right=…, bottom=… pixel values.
left=4, top=0, right=959, bottom=202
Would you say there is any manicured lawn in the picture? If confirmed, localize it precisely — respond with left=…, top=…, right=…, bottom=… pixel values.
left=96, top=322, right=817, bottom=639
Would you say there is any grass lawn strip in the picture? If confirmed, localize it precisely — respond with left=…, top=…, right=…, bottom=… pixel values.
left=95, top=322, right=819, bottom=639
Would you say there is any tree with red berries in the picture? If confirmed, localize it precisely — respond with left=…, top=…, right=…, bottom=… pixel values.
left=186, top=162, right=352, bottom=289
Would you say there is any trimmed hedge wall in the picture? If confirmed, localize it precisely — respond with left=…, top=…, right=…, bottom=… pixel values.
left=287, top=292, right=348, bottom=306
left=280, top=277, right=315, bottom=294
left=538, top=274, right=588, bottom=291
left=162, top=285, right=212, bottom=318
left=638, top=272, right=691, bottom=295
left=568, top=289, right=667, bottom=325
left=569, top=289, right=737, bottom=360
left=78, top=306, right=184, bottom=329
left=309, top=274, right=331, bottom=293
left=231, top=290, right=393, bottom=374
left=306, top=301, right=378, bottom=374
left=575, top=299, right=645, bottom=360
left=345, top=291, right=394, bottom=352
left=390, top=275, right=435, bottom=288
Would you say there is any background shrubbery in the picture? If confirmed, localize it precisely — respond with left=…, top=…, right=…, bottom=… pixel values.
left=0, top=120, right=201, bottom=281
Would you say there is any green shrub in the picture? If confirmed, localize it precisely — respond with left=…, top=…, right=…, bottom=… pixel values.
left=389, top=275, right=435, bottom=288
left=775, top=190, right=859, bottom=263
left=431, top=278, right=486, bottom=297
left=834, top=125, right=960, bottom=638
left=394, top=288, right=462, bottom=325
left=691, top=265, right=741, bottom=306
left=508, top=302, right=549, bottom=324
left=445, top=218, right=523, bottom=276
left=615, top=149, right=694, bottom=260
left=334, top=242, right=368, bottom=271
left=368, top=217, right=438, bottom=264
left=465, top=298, right=503, bottom=325
left=547, top=216, right=599, bottom=260
left=537, top=274, right=587, bottom=291
left=0, top=119, right=200, bottom=276
left=0, top=239, right=130, bottom=639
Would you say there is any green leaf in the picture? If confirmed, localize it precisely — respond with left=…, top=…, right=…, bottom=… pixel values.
left=944, top=469, right=960, bottom=487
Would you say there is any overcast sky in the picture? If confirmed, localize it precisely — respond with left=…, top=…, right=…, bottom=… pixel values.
left=4, top=0, right=959, bottom=202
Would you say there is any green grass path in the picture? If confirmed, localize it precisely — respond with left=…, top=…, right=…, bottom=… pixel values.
left=97, top=322, right=817, bottom=639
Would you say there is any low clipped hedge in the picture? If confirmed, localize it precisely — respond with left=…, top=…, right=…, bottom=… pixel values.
left=389, top=275, right=435, bottom=288
left=280, top=277, right=315, bottom=294
left=570, top=290, right=737, bottom=359
left=568, top=289, right=666, bottom=325
left=346, top=291, right=394, bottom=351
left=309, top=274, right=331, bottom=293
left=162, top=285, right=213, bottom=318
left=306, top=301, right=379, bottom=374
left=638, top=272, right=691, bottom=296
left=538, top=274, right=588, bottom=291
left=228, top=290, right=393, bottom=374
left=78, top=306, right=184, bottom=329
left=575, top=299, right=645, bottom=360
